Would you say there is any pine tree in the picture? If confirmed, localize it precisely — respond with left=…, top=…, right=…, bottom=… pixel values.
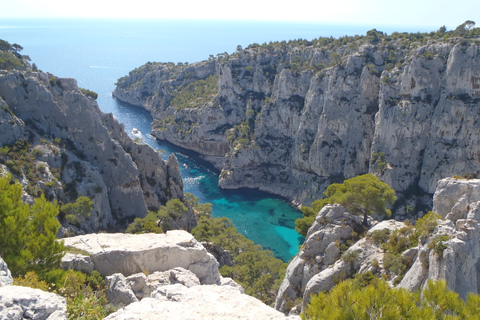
left=0, top=175, right=64, bottom=276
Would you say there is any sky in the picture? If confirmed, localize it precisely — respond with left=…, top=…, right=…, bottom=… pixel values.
left=0, top=0, right=478, bottom=29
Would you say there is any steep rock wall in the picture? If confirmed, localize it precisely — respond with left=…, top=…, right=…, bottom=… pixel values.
left=114, top=38, right=480, bottom=211
left=275, top=177, right=480, bottom=314
left=0, top=70, right=186, bottom=232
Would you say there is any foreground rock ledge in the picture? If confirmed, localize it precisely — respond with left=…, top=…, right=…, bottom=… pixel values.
left=0, top=285, right=67, bottom=320
left=105, top=284, right=300, bottom=320
left=62, top=230, right=220, bottom=284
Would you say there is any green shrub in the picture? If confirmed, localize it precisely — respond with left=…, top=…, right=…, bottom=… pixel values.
left=0, top=145, right=10, bottom=156
left=13, top=271, right=50, bottom=291
left=428, top=234, right=450, bottom=256
left=80, top=88, right=98, bottom=100
left=5, top=159, right=22, bottom=175
left=192, top=213, right=286, bottom=305
left=302, top=278, right=474, bottom=319
left=341, top=250, right=359, bottom=264
left=0, top=175, right=65, bottom=277
left=125, top=198, right=187, bottom=234
left=65, top=214, right=81, bottom=226
left=383, top=253, right=411, bottom=277
left=370, top=229, right=390, bottom=243
left=61, top=196, right=93, bottom=227
left=170, top=75, right=218, bottom=110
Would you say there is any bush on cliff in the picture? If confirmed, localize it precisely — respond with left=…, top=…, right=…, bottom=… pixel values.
left=126, top=198, right=189, bottom=234
left=192, top=214, right=286, bottom=306
left=302, top=275, right=480, bottom=319
left=0, top=39, right=29, bottom=71
left=0, top=175, right=111, bottom=319
left=296, top=174, right=396, bottom=236
left=0, top=174, right=64, bottom=277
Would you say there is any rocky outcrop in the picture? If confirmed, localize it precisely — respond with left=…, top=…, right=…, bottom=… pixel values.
left=106, top=268, right=201, bottom=306
left=432, top=177, right=480, bottom=220
left=277, top=177, right=480, bottom=313
left=0, top=256, right=13, bottom=287
left=62, top=230, right=220, bottom=285
left=0, top=286, right=67, bottom=320
left=114, top=35, right=480, bottom=212
left=275, top=204, right=384, bottom=313
left=105, top=283, right=300, bottom=320
left=399, top=177, right=480, bottom=299
left=0, top=256, right=67, bottom=320
left=0, top=68, right=187, bottom=233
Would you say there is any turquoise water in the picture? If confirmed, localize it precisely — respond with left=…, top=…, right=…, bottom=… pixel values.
left=0, top=19, right=434, bottom=261
left=109, top=101, right=304, bottom=260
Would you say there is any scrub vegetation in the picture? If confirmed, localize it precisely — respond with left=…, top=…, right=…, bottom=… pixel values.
left=0, top=175, right=111, bottom=319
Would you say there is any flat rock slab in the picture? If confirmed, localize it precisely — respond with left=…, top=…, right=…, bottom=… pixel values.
left=62, top=230, right=220, bottom=284
left=105, top=284, right=300, bottom=320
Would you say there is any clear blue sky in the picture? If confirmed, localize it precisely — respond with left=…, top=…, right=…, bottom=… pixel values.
left=1, top=0, right=478, bottom=29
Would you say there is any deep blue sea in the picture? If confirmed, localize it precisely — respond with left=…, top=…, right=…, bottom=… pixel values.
left=0, top=18, right=434, bottom=261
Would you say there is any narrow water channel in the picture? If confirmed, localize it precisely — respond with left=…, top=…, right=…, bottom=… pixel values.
left=111, top=100, right=304, bottom=261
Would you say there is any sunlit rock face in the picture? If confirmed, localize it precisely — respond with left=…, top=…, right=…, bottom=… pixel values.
left=277, top=178, right=480, bottom=313
left=114, top=39, right=480, bottom=214
left=0, top=69, right=187, bottom=233
left=62, top=230, right=221, bottom=284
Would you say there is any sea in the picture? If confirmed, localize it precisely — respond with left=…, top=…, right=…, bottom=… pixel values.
left=0, top=18, right=435, bottom=262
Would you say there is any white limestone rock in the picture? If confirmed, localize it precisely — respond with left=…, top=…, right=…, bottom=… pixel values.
left=115, top=39, right=480, bottom=215
left=105, top=284, right=300, bottom=320
left=105, top=267, right=202, bottom=306
left=276, top=206, right=409, bottom=313
left=275, top=205, right=367, bottom=313
left=399, top=218, right=480, bottom=299
left=105, top=273, right=139, bottom=307
left=0, top=285, right=67, bottom=320
left=398, top=178, right=480, bottom=298
left=60, top=253, right=94, bottom=274
left=0, top=256, right=13, bottom=287
left=62, top=230, right=220, bottom=284
left=0, top=70, right=186, bottom=233
left=433, top=178, right=480, bottom=219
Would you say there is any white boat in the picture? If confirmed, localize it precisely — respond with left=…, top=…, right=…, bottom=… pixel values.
left=132, top=128, right=141, bottom=135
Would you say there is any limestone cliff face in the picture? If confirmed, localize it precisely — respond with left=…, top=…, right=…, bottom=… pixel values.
left=275, top=177, right=480, bottom=314
left=0, top=69, right=186, bottom=232
left=114, top=37, right=480, bottom=211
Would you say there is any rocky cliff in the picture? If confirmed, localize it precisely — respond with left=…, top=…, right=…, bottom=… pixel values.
left=114, top=30, right=480, bottom=213
left=275, top=177, right=480, bottom=314
left=0, top=65, right=188, bottom=233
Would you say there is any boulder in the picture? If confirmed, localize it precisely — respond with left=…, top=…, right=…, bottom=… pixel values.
left=0, top=256, right=13, bottom=287
left=104, top=283, right=300, bottom=320
left=105, top=268, right=201, bottom=306
left=60, top=253, right=94, bottom=274
left=432, top=178, right=480, bottom=220
left=0, top=285, right=67, bottom=320
left=62, top=230, right=220, bottom=284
